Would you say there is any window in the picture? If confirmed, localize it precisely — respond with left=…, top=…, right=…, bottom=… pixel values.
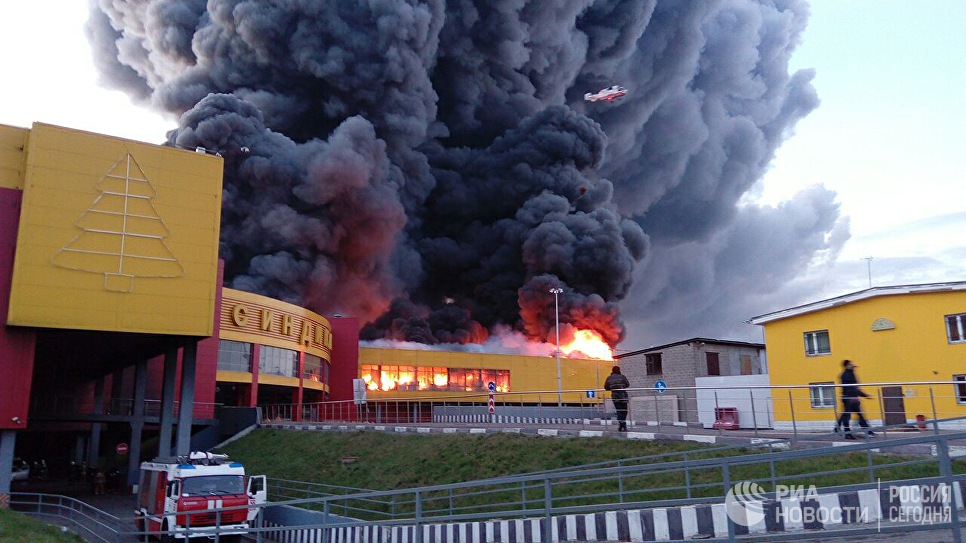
left=258, top=346, right=299, bottom=378
left=804, top=330, right=831, bottom=356
left=947, top=314, right=966, bottom=343
left=361, top=365, right=509, bottom=392
left=740, top=355, right=753, bottom=375
left=955, top=375, right=966, bottom=405
left=303, top=354, right=324, bottom=383
left=645, top=353, right=662, bottom=375
left=810, top=382, right=836, bottom=408
left=706, top=352, right=720, bottom=376
left=217, top=340, right=252, bottom=372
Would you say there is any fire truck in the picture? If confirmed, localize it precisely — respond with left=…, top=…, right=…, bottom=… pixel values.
left=135, top=452, right=267, bottom=541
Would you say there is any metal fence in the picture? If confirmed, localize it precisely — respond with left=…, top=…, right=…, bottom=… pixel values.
left=260, top=380, right=966, bottom=436
left=12, top=424, right=966, bottom=542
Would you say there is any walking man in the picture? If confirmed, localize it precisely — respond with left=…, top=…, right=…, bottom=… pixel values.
left=834, top=360, right=875, bottom=439
left=605, top=366, right=630, bottom=432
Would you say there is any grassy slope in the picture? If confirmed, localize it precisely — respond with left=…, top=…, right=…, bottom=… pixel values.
left=0, top=508, right=85, bottom=543
left=219, top=429, right=707, bottom=490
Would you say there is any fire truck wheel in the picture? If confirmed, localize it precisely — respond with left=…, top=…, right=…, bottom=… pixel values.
left=159, top=520, right=175, bottom=543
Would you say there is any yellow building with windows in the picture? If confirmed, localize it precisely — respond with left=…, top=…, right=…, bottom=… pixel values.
left=750, top=282, right=966, bottom=430
left=359, top=347, right=609, bottom=404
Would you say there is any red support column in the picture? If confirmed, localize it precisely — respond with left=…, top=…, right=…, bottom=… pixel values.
left=293, top=351, right=304, bottom=422
left=247, top=344, right=260, bottom=408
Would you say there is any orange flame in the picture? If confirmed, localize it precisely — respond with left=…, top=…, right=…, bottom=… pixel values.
left=560, top=329, right=613, bottom=360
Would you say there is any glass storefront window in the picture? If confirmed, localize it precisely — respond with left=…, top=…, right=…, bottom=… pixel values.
left=259, top=345, right=299, bottom=378
left=217, top=340, right=252, bottom=372
left=362, top=364, right=509, bottom=392
left=303, top=354, right=323, bottom=383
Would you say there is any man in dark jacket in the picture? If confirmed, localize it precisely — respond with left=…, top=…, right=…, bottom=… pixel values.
left=604, top=366, right=631, bottom=432
left=834, top=360, right=875, bottom=439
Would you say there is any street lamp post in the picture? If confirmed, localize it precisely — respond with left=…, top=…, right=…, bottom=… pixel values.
left=549, top=287, right=564, bottom=407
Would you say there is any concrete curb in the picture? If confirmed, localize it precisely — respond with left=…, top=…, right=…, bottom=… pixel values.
left=254, top=481, right=966, bottom=542
left=257, top=422, right=942, bottom=456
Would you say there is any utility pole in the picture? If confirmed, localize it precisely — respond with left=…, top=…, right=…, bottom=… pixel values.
left=863, top=256, right=873, bottom=288
left=549, top=287, right=564, bottom=407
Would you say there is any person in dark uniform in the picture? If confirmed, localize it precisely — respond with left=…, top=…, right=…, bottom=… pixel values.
left=604, top=366, right=631, bottom=432
left=834, top=359, right=876, bottom=439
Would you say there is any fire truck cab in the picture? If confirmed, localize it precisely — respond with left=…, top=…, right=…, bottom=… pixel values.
left=135, top=452, right=267, bottom=541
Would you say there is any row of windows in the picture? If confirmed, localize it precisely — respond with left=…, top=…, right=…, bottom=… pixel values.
left=809, top=376, right=966, bottom=408
left=803, top=312, right=966, bottom=357
left=361, top=364, right=510, bottom=392
left=217, top=340, right=329, bottom=384
left=642, top=352, right=755, bottom=376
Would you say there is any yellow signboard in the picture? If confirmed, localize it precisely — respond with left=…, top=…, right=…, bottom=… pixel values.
left=219, top=288, right=332, bottom=361
left=6, top=123, right=223, bottom=336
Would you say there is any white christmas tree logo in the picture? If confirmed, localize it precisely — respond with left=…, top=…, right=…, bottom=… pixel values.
left=51, top=152, right=184, bottom=293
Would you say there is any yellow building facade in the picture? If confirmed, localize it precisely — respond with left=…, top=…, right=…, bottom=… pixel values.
left=750, top=282, right=966, bottom=430
left=359, top=347, right=609, bottom=404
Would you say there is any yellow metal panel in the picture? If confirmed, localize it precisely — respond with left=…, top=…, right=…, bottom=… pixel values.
left=0, top=124, right=28, bottom=190
left=258, top=374, right=301, bottom=388
left=6, top=123, right=223, bottom=336
left=303, top=381, right=328, bottom=392
left=216, top=371, right=254, bottom=384
left=763, top=291, right=966, bottom=422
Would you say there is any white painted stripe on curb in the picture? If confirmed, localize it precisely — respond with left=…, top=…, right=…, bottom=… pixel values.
left=673, top=422, right=688, bottom=427
left=530, top=518, right=541, bottom=543
left=578, top=430, right=603, bottom=437
left=746, top=500, right=767, bottom=533
left=485, top=521, right=494, bottom=543
left=537, top=429, right=558, bottom=436
left=781, top=498, right=804, bottom=531
left=500, top=520, right=510, bottom=543
left=627, top=510, right=643, bottom=542
left=858, top=489, right=881, bottom=522
left=417, top=427, right=431, bottom=434
left=684, top=434, right=716, bottom=444
left=443, top=428, right=458, bottom=434
left=680, top=505, right=698, bottom=539
left=711, top=504, right=729, bottom=537
left=514, top=519, right=525, bottom=543
left=395, top=427, right=408, bottom=432
left=583, top=514, right=596, bottom=541
left=565, top=514, right=577, bottom=541
left=653, top=508, right=670, bottom=541
left=605, top=511, right=619, bottom=541
left=818, top=493, right=841, bottom=525
left=374, top=425, right=386, bottom=431
left=503, top=428, right=521, bottom=433
left=626, top=432, right=655, bottom=440
left=470, top=428, right=486, bottom=434
left=646, top=421, right=659, bottom=427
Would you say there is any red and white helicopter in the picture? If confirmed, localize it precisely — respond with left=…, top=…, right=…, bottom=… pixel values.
left=584, top=85, right=628, bottom=103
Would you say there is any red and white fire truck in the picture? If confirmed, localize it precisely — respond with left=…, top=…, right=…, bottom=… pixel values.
left=135, top=452, right=267, bottom=541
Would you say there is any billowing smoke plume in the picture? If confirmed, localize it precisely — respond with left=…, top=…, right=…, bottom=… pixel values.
left=87, top=0, right=839, bottom=347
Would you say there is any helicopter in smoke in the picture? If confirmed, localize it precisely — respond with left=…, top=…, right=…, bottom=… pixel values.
left=584, top=85, right=628, bottom=103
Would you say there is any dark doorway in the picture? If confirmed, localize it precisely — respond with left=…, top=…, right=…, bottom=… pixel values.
left=880, top=386, right=906, bottom=427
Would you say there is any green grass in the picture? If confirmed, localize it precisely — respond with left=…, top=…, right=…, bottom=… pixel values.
left=218, top=430, right=966, bottom=519
left=0, top=508, right=85, bottom=543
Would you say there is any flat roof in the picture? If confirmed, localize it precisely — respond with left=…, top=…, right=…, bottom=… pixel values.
left=615, top=337, right=764, bottom=359
left=748, top=280, right=966, bottom=325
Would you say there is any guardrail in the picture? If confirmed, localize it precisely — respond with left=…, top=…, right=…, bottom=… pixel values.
left=29, top=395, right=222, bottom=420
left=13, top=427, right=966, bottom=542
left=260, top=380, right=966, bottom=437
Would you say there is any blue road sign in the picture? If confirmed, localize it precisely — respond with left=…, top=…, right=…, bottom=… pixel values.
left=488, top=381, right=496, bottom=392
left=654, top=380, right=668, bottom=393
left=586, top=390, right=596, bottom=399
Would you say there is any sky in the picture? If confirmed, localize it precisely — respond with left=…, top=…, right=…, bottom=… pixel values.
left=0, top=1, right=962, bottom=349
left=753, top=0, right=965, bottom=295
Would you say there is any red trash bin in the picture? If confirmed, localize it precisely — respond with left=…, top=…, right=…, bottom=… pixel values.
left=713, top=407, right=740, bottom=430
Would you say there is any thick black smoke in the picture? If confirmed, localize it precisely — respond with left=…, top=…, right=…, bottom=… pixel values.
left=87, top=0, right=836, bottom=347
